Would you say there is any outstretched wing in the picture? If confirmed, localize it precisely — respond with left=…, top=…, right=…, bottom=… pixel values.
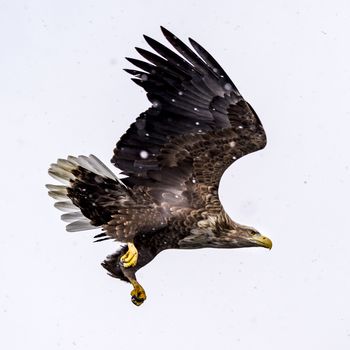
left=112, top=27, right=266, bottom=206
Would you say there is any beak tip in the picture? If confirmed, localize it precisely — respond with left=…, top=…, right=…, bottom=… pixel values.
left=252, top=235, right=272, bottom=250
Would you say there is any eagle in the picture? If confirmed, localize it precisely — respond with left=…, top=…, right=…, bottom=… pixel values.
left=47, top=27, right=272, bottom=306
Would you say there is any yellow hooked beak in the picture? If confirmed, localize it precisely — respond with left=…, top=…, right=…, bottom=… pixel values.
left=251, top=234, right=273, bottom=249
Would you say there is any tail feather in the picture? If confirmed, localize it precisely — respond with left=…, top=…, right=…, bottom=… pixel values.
left=47, top=185, right=68, bottom=200
left=53, top=200, right=77, bottom=212
left=61, top=212, right=85, bottom=222
left=66, top=220, right=96, bottom=232
left=47, top=154, right=129, bottom=235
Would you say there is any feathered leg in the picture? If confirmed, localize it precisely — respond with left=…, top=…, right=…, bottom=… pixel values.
left=102, top=234, right=163, bottom=306
left=121, top=266, right=146, bottom=306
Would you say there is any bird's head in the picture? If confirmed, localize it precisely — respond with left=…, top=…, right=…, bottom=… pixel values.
left=224, top=224, right=272, bottom=249
left=183, top=216, right=272, bottom=250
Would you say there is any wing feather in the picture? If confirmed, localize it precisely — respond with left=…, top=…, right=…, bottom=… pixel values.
left=112, top=27, right=266, bottom=204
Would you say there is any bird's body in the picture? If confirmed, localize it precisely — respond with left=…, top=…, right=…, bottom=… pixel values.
left=47, top=27, right=272, bottom=306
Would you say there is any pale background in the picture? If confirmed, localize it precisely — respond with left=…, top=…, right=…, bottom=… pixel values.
left=1, top=1, right=349, bottom=349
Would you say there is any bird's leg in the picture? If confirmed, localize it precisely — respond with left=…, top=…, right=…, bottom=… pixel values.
left=121, top=267, right=147, bottom=306
left=119, top=239, right=159, bottom=306
left=130, top=278, right=147, bottom=306
left=120, top=242, right=138, bottom=268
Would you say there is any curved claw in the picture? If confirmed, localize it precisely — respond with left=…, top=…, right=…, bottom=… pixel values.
left=120, top=242, right=138, bottom=268
left=130, top=281, right=147, bottom=306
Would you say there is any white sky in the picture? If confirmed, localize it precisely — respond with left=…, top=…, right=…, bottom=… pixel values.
left=1, top=1, right=350, bottom=349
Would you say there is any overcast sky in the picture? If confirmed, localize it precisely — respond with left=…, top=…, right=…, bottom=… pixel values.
left=1, top=1, right=350, bottom=349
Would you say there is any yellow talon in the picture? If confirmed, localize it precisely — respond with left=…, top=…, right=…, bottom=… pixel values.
left=130, top=280, right=146, bottom=306
left=120, top=242, right=138, bottom=268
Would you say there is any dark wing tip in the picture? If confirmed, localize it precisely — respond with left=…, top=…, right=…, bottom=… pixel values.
left=188, top=37, right=207, bottom=58
left=125, top=57, right=134, bottom=64
left=188, top=37, right=197, bottom=48
left=125, top=57, right=141, bottom=65
left=123, top=68, right=141, bottom=76
left=143, top=34, right=153, bottom=45
left=160, top=26, right=173, bottom=38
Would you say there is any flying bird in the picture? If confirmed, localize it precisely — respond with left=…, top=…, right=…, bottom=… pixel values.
left=47, top=27, right=272, bottom=306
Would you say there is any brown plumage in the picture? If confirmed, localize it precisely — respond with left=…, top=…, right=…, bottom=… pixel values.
left=47, top=27, right=272, bottom=306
